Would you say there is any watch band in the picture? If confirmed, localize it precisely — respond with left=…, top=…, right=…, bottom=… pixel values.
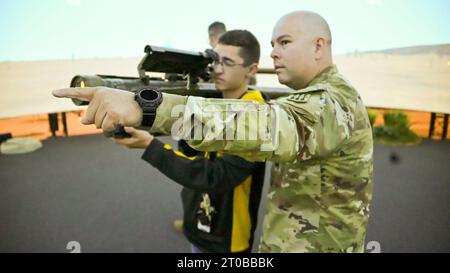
left=142, top=112, right=157, bottom=127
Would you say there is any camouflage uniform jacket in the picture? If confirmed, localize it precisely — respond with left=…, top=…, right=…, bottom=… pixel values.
left=149, top=65, right=374, bottom=252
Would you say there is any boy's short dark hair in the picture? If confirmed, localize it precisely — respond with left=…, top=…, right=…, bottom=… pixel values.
left=218, top=30, right=260, bottom=66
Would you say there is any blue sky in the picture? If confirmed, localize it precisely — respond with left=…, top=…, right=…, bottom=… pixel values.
left=0, top=0, right=449, bottom=61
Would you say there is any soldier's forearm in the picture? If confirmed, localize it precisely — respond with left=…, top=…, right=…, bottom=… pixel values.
left=150, top=93, right=187, bottom=135
left=150, top=94, right=299, bottom=162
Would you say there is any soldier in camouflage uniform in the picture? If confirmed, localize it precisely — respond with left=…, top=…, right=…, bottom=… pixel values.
left=53, top=11, right=373, bottom=253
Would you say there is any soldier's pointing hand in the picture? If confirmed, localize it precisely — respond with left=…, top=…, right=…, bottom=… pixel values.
left=53, top=87, right=143, bottom=132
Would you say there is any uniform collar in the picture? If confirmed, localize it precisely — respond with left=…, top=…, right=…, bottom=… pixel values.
left=306, top=64, right=338, bottom=87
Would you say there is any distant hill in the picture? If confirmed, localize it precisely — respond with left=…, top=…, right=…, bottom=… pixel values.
left=366, top=44, right=450, bottom=55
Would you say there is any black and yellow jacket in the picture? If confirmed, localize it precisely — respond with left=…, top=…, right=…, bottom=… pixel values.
left=141, top=90, right=266, bottom=253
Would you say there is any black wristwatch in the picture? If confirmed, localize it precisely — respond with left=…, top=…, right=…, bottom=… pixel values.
left=134, top=88, right=163, bottom=127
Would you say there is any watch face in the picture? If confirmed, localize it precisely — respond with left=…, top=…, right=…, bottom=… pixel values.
left=137, top=88, right=162, bottom=110
left=140, top=89, right=160, bottom=101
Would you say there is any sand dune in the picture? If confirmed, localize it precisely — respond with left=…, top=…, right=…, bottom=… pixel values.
left=334, top=53, right=450, bottom=113
left=0, top=58, right=141, bottom=119
left=366, top=43, right=450, bottom=55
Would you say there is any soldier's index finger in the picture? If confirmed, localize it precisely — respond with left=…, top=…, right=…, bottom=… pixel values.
left=52, top=87, right=95, bottom=101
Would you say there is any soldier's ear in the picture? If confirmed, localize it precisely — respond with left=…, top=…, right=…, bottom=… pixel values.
left=246, top=63, right=258, bottom=78
left=315, top=38, right=326, bottom=60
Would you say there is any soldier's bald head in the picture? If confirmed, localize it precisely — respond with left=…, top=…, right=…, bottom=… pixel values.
left=276, top=11, right=332, bottom=49
left=271, top=11, right=333, bottom=89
